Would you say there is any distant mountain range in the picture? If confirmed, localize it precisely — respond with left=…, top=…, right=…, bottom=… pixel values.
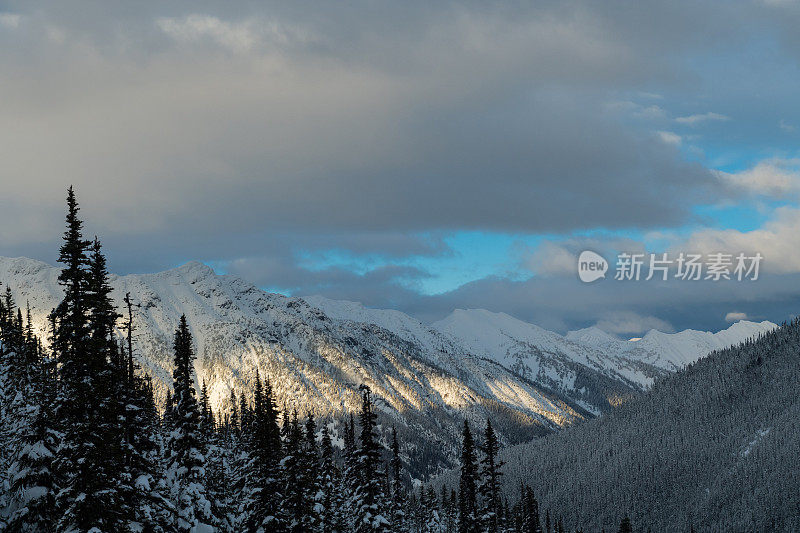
left=307, top=296, right=775, bottom=414
left=474, top=316, right=800, bottom=531
left=0, top=256, right=775, bottom=477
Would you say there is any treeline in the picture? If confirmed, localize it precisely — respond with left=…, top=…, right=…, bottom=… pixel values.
left=0, top=188, right=595, bottom=532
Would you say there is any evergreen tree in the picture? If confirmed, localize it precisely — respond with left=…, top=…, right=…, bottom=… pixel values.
left=318, top=422, right=345, bottom=532
left=200, top=379, right=213, bottom=435
left=283, top=409, right=307, bottom=530
left=205, top=417, right=232, bottom=530
left=519, top=485, right=542, bottom=533
left=3, top=298, right=59, bottom=531
left=86, top=238, right=129, bottom=525
left=479, top=419, right=503, bottom=533
left=52, top=188, right=127, bottom=531
left=458, top=420, right=480, bottom=533
left=343, top=412, right=358, bottom=499
left=389, top=427, right=406, bottom=532
left=302, top=412, right=320, bottom=531
left=422, top=486, right=442, bottom=533
left=241, top=371, right=283, bottom=531
left=353, top=385, right=389, bottom=532
left=229, top=389, right=239, bottom=438
left=51, top=187, right=94, bottom=530
left=166, top=315, right=217, bottom=531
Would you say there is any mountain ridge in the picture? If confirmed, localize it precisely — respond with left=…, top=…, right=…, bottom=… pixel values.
left=0, top=256, right=775, bottom=475
left=0, top=256, right=580, bottom=477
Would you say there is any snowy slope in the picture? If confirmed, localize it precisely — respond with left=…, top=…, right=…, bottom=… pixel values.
left=432, top=309, right=775, bottom=412
left=565, top=321, right=777, bottom=372
left=0, top=257, right=581, bottom=476
left=623, top=321, right=777, bottom=370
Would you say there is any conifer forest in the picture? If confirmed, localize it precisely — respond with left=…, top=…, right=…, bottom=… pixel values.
left=0, top=190, right=557, bottom=532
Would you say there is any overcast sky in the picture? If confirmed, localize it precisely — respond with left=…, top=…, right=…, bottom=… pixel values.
left=2, top=0, right=800, bottom=334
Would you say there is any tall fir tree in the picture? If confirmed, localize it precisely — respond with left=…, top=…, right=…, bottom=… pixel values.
left=86, top=238, right=129, bottom=526
left=318, top=422, right=345, bottom=532
left=458, top=420, right=480, bottom=533
left=283, top=409, right=309, bottom=531
left=519, top=485, right=542, bottom=533
left=479, top=419, right=503, bottom=533
left=389, top=427, right=406, bottom=532
left=353, top=385, right=389, bottom=532
left=52, top=188, right=127, bottom=531
left=302, top=412, right=320, bottom=531
left=166, top=315, right=217, bottom=531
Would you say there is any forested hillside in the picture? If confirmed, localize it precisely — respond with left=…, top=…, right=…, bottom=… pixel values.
left=496, top=320, right=800, bottom=531
left=0, top=188, right=562, bottom=531
left=0, top=255, right=587, bottom=482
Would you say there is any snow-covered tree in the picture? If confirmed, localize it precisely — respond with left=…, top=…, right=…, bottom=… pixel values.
left=352, top=385, right=389, bottom=532
left=52, top=189, right=128, bottom=531
left=165, top=315, right=217, bottom=532
left=2, top=296, right=59, bottom=531
left=479, top=419, right=503, bottom=533
left=241, top=371, right=283, bottom=531
left=388, top=427, right=406, bottom=532
left=318, top=422, right=345, bottom=532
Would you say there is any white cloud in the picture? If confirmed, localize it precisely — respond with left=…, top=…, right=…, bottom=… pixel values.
left=679, top=206, right=800, bottom=274
left=779, top=119, right=796, bottom=132
left=675, top=111, right=730, bottom=125
left=527, top=242, right=577, bottom=276
left=717, top=158, right=800, bottom=198
left=725, top=311, right=749, bottom=322
left=657, top=130, right=682, bottom=146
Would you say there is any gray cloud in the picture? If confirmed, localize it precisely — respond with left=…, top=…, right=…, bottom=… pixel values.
left=0, top=1, right=741, bottom=253
left=2, top=1, right=799, bottom=332
left=399, top=273, right=800, bottom=334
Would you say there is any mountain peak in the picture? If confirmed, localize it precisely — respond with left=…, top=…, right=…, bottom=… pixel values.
left=565, top=326, right=620, bottom=345
left=174, top=260, right=216, bottom=275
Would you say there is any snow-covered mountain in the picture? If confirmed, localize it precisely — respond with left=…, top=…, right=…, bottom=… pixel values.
left=301, top=299, right=776, bottom=414
left=0, top=256, right=580, bottom=477
left=432, top=308, right=775, bottom=412
left=0, top=256, right=773, bottom=472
